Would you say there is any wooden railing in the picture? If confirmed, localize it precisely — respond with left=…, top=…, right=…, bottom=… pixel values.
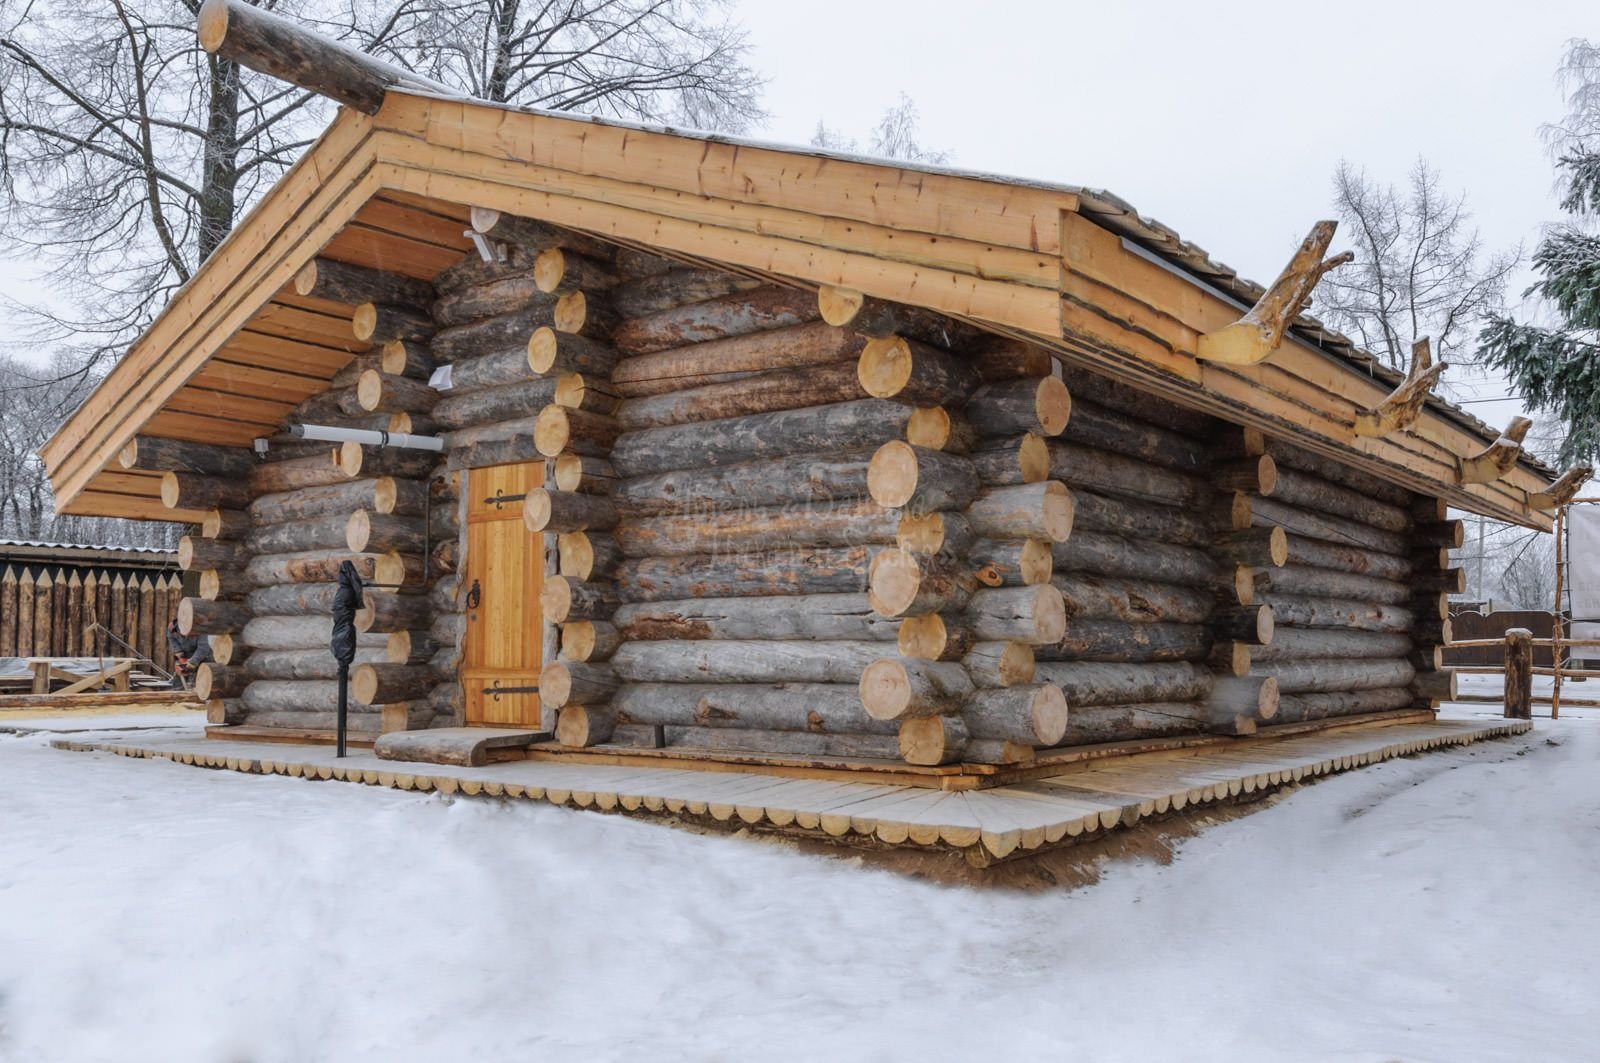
left=1444, top=633, right=1600, bottom=718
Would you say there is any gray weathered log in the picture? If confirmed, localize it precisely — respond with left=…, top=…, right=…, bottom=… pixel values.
left=1032, top=660, right=1211, bottom=707
left=615, top=500, right=896, bottom=557
left=612, top=285, right=819, bottom=354
left=1037, top=620, right=1211, bottom=663
left=611, top=399, right=916, bottom=478
left=1252, top=658, right=1416, bottom=695
left=618, top=546, right=873, bottom=601
left=614, top=453, right=872, bottom=516
left=611, top=640, right=885, bottom=684
left=611, top=321, right=864, bottom=397
left=613, top=594, right=899, bottom=642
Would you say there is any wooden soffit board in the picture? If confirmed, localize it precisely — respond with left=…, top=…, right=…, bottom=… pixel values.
left=44, top=89, right=1552, bottom=529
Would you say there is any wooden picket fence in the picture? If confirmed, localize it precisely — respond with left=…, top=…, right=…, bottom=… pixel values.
left=0, top=565, right=184, bottom=673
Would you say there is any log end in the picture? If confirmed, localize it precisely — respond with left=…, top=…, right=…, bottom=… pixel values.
left=351, top=663, right=380, bottom=705
left=352, top=303, right=379, bottom=343
left=357, top=368, right=383, bottom=411
left=857, top=336, right=913, bottom=399
left=905, top=407, right=956, bottom=451
left=346, top=509, right=374, bottom=553
left=1018, top=538, right=1054, bottom=586
left=1034, top=376, right=1072, bottom=437
left=542, top=663, right=573, bottom=708
left=897, top=715, right=968, bottom=766
left=196, top=0, right=229, bottom=52
left=386, top=630, right=414, bottom=664
left=867, top=549, right=924, bottom=618
left=1017, top=433, right=1050, bottom=483
left=534, top=248, right=566, bottom=294
left=556, top=704, right=614, bottom=748
left=523, top=489, right=555, bottom=533
left=528, top=327, right=558, bottom=373
left=1030, top=584, right=1068, bottom=645
left=469, top=205, right=500, bottom=236
left=1258, top=676, right=1280, bottom=721
left=338, top=439, right=365, bottom=478
left=1039, top=481, right=1075, bottom=543
left=177, top=597, right=196, bottom=637
left=867, top=441, right=920, bottom=510
left=293, top=260, right=318, bottom=298
left=1268, top=526, right=1288, bottom=567
left=380, top=339, right=408, bottom=375
left=1030, top=685, right=1069, bottom=746
left=533, top=406, right=571, bottom=457
left=540, top=577, right=575, bottom=624
left=554, top=291, right=588, bottom=334
left=817, top=284, right=866, bottom=327
left=118, top=439, right=141, bottom=469
left=1257, top=454, right=1278, bottom=496
left=159, top=472, right=182, bottom=509
left=176, top=536, right=197, bottom=571
left=859, top=658, right=914, bottom=721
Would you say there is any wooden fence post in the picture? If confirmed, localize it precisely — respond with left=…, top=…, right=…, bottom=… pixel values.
left=1505, top=627, right=1533, bottom=720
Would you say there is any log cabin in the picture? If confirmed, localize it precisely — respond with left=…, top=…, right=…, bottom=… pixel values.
left=36, top=1, right=1585, bottom=775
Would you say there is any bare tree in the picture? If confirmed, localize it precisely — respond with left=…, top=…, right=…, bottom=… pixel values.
left=0, top=354, right=180, bottom=548
left=811, top=94, right=951, bottom=164
left=1494, top=527, right=1557, bottom=610
left=360, top=0, right=764, bottom=126
left=1314, top=159, right=1519, bottom=374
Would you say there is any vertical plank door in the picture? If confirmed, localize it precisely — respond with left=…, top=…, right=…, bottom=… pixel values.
left=462, top=462, right=545, bottom=727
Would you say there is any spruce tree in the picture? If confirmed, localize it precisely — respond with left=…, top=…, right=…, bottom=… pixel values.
left=1480, top=151, right=1600, bottom=464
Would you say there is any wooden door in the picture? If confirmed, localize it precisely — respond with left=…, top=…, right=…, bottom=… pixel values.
left=463, top=462, right=545, bottom=727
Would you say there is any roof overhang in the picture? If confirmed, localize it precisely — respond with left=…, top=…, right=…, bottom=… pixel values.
left=42, top=91, right=1559, bottom=529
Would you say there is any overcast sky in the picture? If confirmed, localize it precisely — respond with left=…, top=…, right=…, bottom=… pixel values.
left=2, top=0, right=1590, bottom=433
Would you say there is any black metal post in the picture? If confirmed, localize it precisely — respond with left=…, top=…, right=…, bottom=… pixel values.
left=336, top=660, right=350, bottom=757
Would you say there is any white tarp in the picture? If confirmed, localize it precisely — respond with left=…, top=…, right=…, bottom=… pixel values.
left=1566, top=505, right=1600, bottom=645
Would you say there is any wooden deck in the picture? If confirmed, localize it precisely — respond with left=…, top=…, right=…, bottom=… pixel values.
left=49, top=715, right=1531, bottom=865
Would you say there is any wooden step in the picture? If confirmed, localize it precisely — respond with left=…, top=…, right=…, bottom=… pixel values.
left=374, top=726, right=550, bottom=767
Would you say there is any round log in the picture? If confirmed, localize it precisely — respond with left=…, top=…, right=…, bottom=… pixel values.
left=432, top=379, right=559, bottom=430
left=355, top=591, right=430, bottom=634
left=868, top=549, right=975, bottom=617
left=119, top=435, right=254, bottom=477
left=905, top=406, right=977, bottom=453
left=557, top=531, right=623, bottom=581
left=346, top=510, right=427, bottom=554
left=534, top=406, right=620, bottom=458
left=611, top=321, right=865, bottom=398
left=962, top=641, right=1036, bottom=688
left=351, top=663, right=435, bottom=705
left=612, top=593, right=899, bottom=642
left=619, top=547, right=872, bottom=602
left=250, top=477, right=425, bottom=524
left=614, top=362, right=867, bottom=430
left=866, top=442, right=980, bottom=514
left=969, top=433, right=1051, bottom=485
left=560, top=620, right=621, bottom=662
left=554, top=454, right=618, bottom=495
left=1053, top=573, right=1213, bottom=625
left=353, top=303, right=433, bottom=344
left=968, top=481, right=1074, bottom=543
left=162, top=472, right=251, bottom=511
left=200, top=508, right=251, bottom=540
left=961, top=685, right=1068, bottom=745
left=195, top=662, right=248, bottom=701
left=613, top=453, right=871, bottom=515
left=611, top=398, right=915, bottom=479
left=523, top=489, right=618, bottom=534
left=178, top=536, right=249, bottom=572
left=553, top=290, right=618, bottom=339
left=611, top=682, right=891, bottom=734
left=527, top=327, right=620, bottom=377
left=856, top=335, right=979, bottom=405
left=897, top=511, right=978, bottom=560
left=541, top=577, right=618, bottom=623
left=897, top=612, right=976, bottom=661
left=616, top=500, right=895, bottom=558
left=611, top=285, right=819, bottom=355
left=859, top=658, right=975, bottom=720
left=555, top=704, right=616, bottom=747
left=380, top=339, right=436, bottom=379
left=1033, top=660, right=1210, bottom=707
left=965, top=377, right=1072, bottom=437
left=534, top=248, right=617, bottom=295
left=897, top=715, right=969, bottom=766
left=610, top=639, right=885, bottom=684
left=965, top=585, right=1067, bottom=645
left=1037, top=620, right=1211, bottom=663
left=178, top=597, right=250, bottom=636
left=541, top=662, right=619, bottom=708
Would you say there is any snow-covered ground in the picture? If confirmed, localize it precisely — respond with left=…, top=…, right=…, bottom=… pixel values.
left=1, top=706, right=1597, bottom=1062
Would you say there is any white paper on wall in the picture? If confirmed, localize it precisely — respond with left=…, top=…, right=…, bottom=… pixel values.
left=1566, top=505, right=1600, bottom=621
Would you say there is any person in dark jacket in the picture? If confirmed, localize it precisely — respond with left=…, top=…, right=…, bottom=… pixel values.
left=167, top=619, right=210, bottom=690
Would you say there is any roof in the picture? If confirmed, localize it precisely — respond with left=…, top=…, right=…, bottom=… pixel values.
left=0, top=538, right=178, bottom=569
left=40, top=90, right=1559, bottom=528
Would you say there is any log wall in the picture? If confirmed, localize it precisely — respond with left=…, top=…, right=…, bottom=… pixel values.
left=153, top=216, right=1458, bottom=762
left=0, top=564, right=183, bottom=671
